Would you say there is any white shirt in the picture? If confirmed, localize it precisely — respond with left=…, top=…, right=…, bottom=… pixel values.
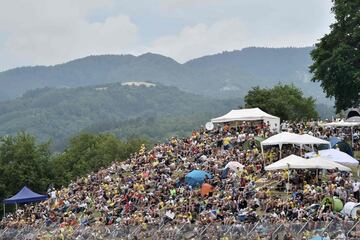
left=353, top=182, right=360, bottom=192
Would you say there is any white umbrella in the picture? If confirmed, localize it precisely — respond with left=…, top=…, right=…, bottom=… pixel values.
left=225, top=161, right=244, bottom=171
left=265, top=154, right=350, bottom=172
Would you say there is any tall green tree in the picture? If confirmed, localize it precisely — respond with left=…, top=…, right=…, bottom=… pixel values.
left=245, top=84, right=318, bottom=121
left=0, top=133, right=52, bottom=201
left=310, top=0, right=360, bottom=112
left=51, top=133, right=146, bottom=187
left=0, top=131, right=145, bottom=217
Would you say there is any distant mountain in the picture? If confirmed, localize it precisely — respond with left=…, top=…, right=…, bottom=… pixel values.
left=0, top=47, right=330, bottom=103
left=0, top=83, right=240, bottom=150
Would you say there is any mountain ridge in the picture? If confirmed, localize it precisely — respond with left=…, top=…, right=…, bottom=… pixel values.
left=0, top=46, right=328, bottom=103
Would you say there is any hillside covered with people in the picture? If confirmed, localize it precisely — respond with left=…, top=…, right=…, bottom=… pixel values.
left=1, top=120, right=360, bottom=239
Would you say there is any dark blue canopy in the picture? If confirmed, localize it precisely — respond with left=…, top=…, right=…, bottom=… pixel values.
left=3, top=186, right=47, bottom=204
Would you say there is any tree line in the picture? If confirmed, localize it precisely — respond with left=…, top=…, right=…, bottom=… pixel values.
left=0, top=132, right=146, bottom=215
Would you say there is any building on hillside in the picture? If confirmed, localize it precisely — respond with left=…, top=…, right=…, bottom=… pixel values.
left=121, top=81, right=156, bottom=87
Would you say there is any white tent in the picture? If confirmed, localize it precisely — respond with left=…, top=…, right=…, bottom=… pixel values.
left=261, top=132, right=299, bottom=145
left=261, top=132, right=330, bottom=146
left=341, top=202, right=360, bottom=219
left=296, top=134, right=330, bottom=146
left=321, top=120, right=360, bottom=147
left=211, top=108, right=280, bottom=132
left=261, top=132, right=331, bottom=158
left=305, top=149, right=359, bottom=166
left=265, top=154, right=350, bottom=171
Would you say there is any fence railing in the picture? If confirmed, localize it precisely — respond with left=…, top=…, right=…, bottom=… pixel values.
left=0, top=220, right=359, bottom=239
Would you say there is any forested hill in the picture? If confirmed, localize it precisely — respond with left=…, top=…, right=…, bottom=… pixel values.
left=0, top=47, right=328, bottom=103
left=0, top=83, right=240, bottom=150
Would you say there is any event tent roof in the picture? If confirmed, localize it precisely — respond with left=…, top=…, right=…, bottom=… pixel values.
left=304, top=149, right=359, bottom=165
left=3, top=186, right=48, bottom=204
left=261, top=132, right=299, bottom=146
left=265, top=154, right=350, bottom=171
left=297, top=134, right=330, bottom=145
left=211, top=108, right=279, bottom=123
left=261, top=132, right=330, bottom=146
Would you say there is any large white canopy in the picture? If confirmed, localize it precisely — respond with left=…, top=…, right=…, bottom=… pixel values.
left=261, top=132, right=330, bottom=146
left=296, top=134, right=331, bottom=145
left=261, top=132, right=298, bottom=146
left=211, top=108, right=280, bottom=132
left=304, top=149, right=359, bottom=166
left=261, top=132, right=331, bottom=159
left=265, top=154, right=350, bottom=171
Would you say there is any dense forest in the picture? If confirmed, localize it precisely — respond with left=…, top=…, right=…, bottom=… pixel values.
left=0, top=83, right=241, bottom=150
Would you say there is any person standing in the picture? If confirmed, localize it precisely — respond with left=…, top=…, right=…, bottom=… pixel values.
left=353, top=180, right=360, bottom=202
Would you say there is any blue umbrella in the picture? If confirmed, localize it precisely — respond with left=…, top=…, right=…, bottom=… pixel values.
left=185, top=170, right=212, bottom=187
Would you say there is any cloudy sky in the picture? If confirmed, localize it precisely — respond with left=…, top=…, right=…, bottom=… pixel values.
left=0, top=0, right=334, bottom=71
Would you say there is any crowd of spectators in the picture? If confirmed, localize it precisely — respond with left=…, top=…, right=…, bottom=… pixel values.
left=1, top=120, right=360, bottom=239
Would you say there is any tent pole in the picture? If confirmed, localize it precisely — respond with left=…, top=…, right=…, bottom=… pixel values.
left=261, top=144, right=265, bottom=165
left=3, top=204, right=5, bottom=218
left=351, top=127, right=354, bottom=148
left=287, top=170, right=289, bottom=195
left=287, top=164, right=290, bottom=196
left=279, top=144, right=282, bottom=159
left=15, top=203, right=17, bottom=211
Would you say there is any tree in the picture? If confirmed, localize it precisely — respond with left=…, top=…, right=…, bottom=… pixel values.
left=0, top=131, right=145, bottom=217
left=0, top=133, right=52, bottom=202
left=244, top=84, right=318, bottom=121
left=50, top=133, right=146, bottom=187
left=310, top=0, right=360, bottom=112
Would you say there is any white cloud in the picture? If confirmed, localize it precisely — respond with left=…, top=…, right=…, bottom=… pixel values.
left=159, top=0, right=221, bottom=8
left=0, top=0, right=334, bottom=69
left=0, top=0, right=137, bottom=66
left=146, top=17, right=328, bottom=63
left=147, top=19, right=248, bottom=63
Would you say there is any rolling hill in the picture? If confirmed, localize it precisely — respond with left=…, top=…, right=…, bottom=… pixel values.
left=0, top=47, right=330, bottom=103
left=0, top=83, right=241, bottom=150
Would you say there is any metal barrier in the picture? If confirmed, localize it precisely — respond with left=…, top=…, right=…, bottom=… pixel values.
left=347, top=219, right=360, bottom=239
left=1, top=220, right=360, bottom=239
